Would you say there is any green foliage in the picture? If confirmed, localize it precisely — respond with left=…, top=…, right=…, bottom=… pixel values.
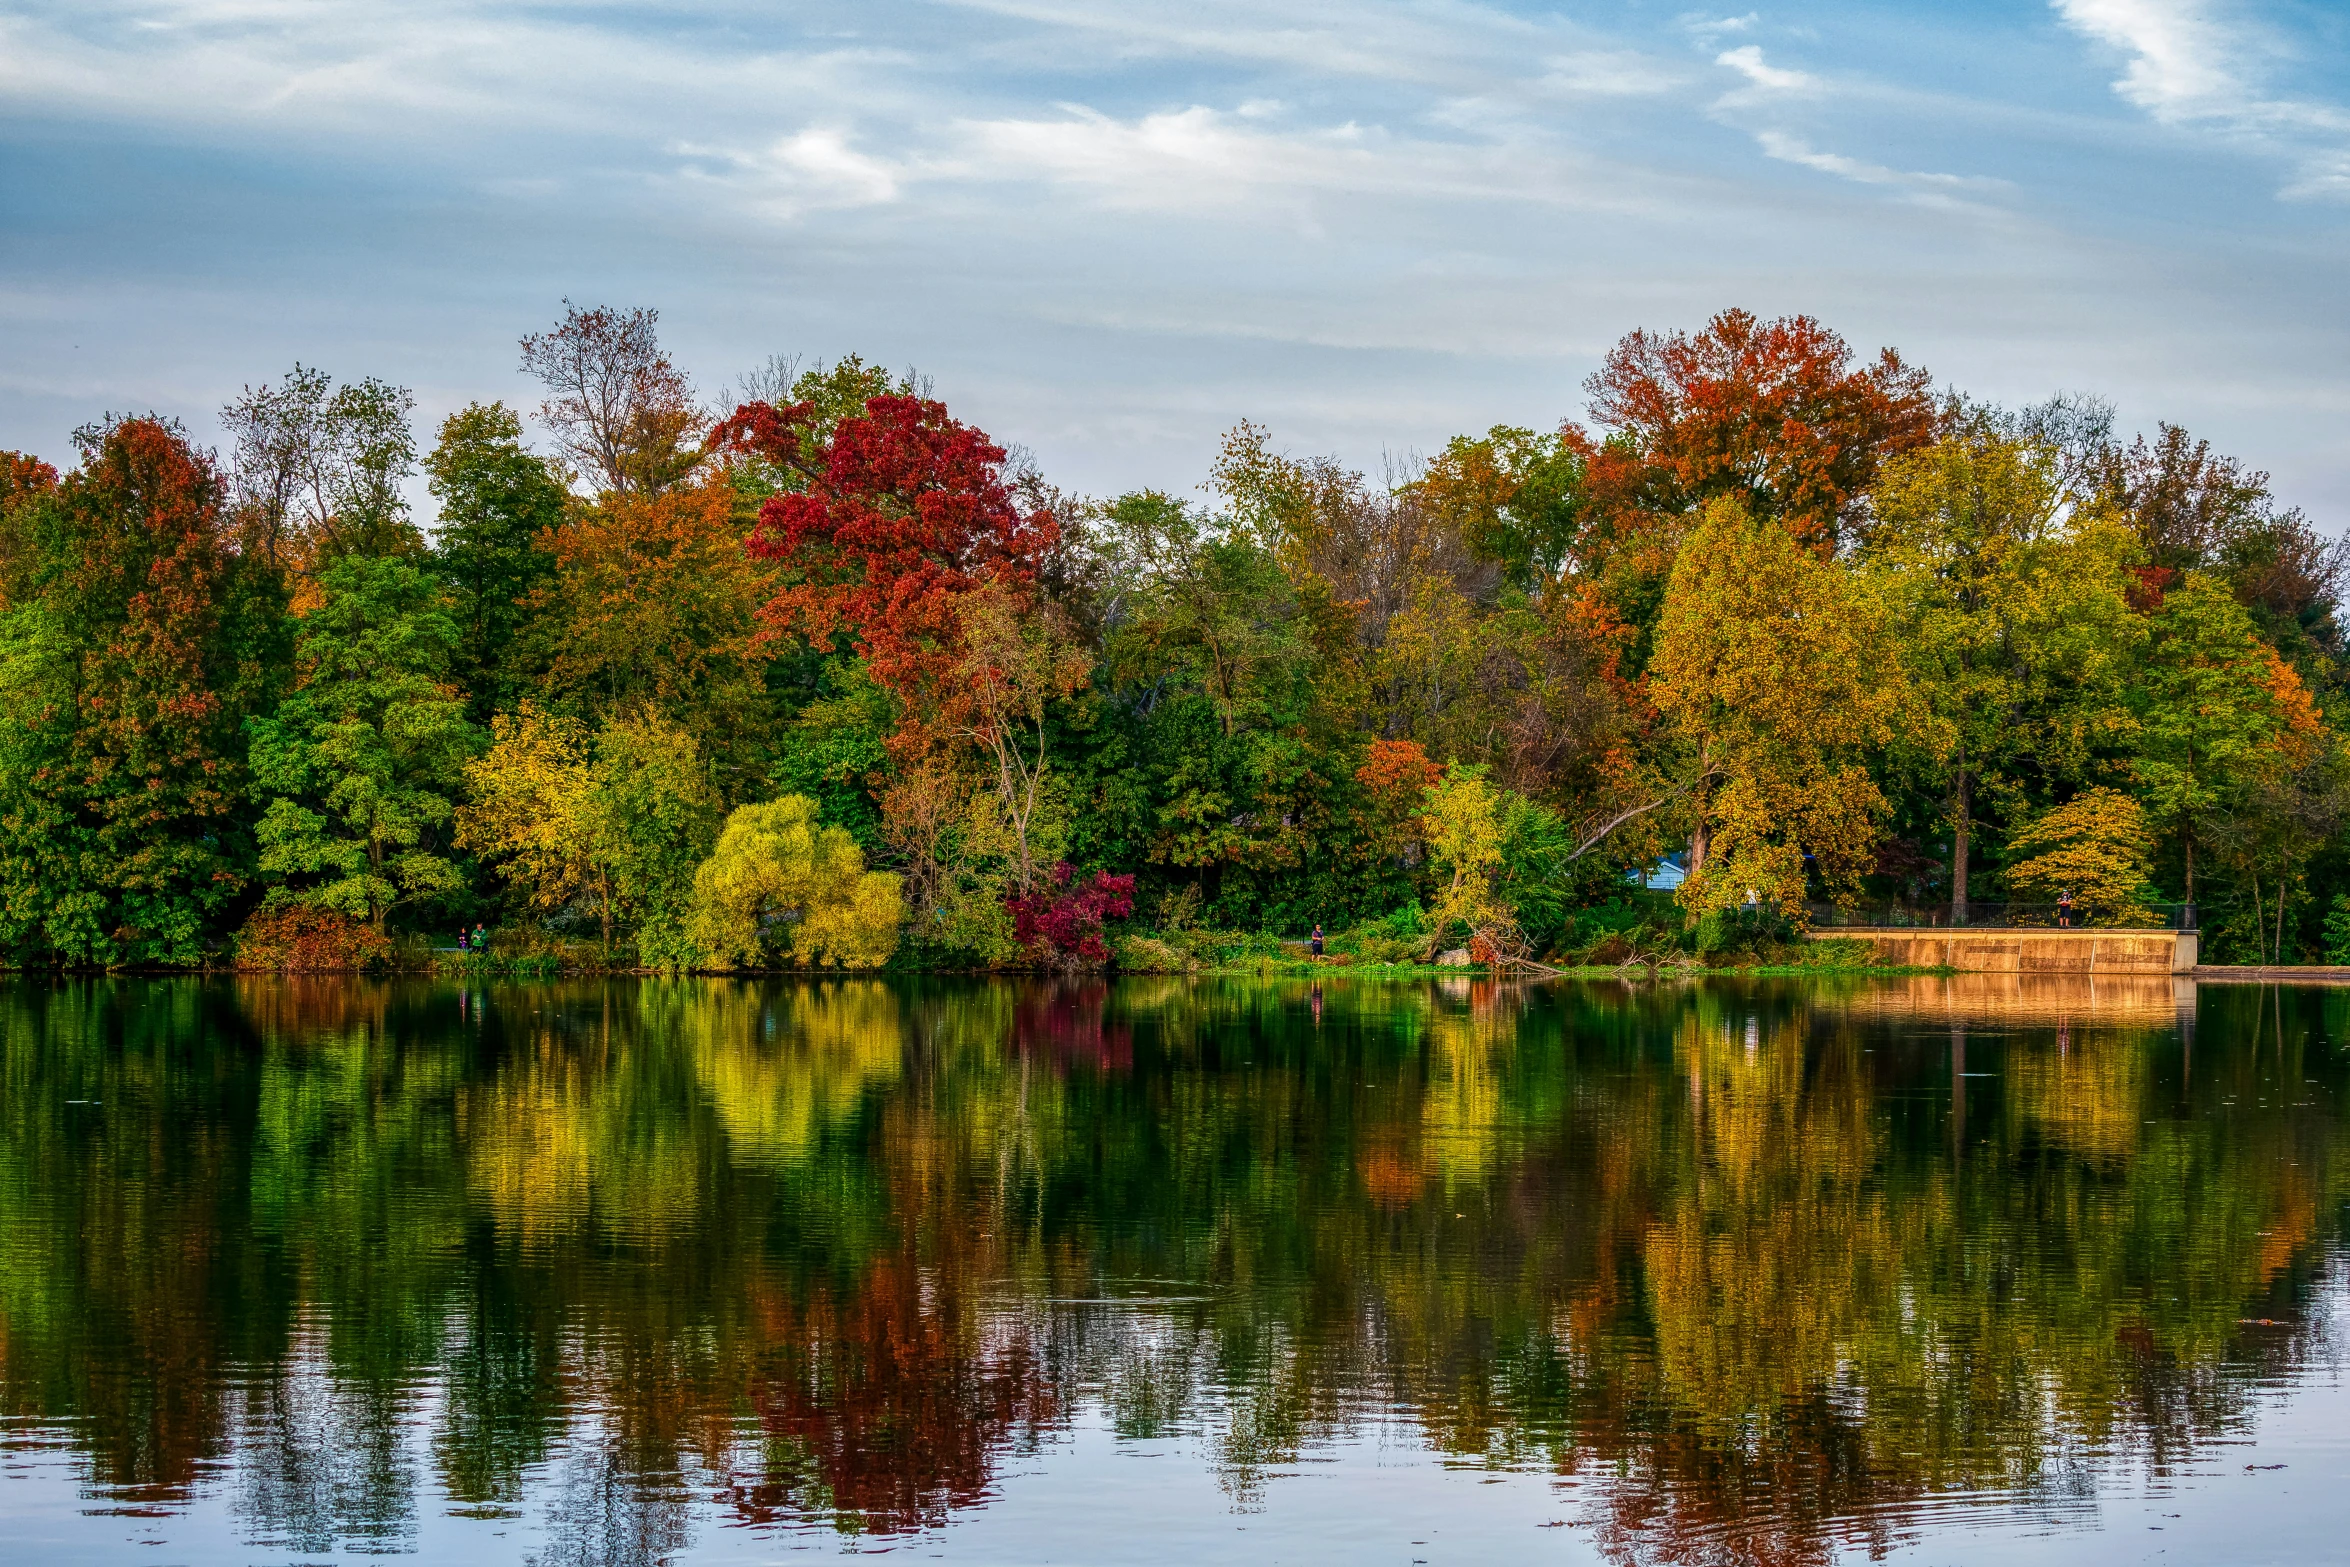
left=682, top=794, right=904, bottom=970
left=426, top=402, right=565, bottom=719
left=248, top=554, right=477, bottom=929
left=2324, top=895, right=2350, bottom=965
left=590, top=709, right=721, bottom=966
left=768, top=661, right=893, bottom=858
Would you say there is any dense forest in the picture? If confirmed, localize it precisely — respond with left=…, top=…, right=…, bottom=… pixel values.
left=0, top=304, right=2339, bottom=970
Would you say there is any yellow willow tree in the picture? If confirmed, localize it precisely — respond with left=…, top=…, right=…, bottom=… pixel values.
left=1650, top=497, right=1909, bottom=914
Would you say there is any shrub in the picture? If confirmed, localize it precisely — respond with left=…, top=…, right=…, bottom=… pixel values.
left=2324, top=895, right=2350, bottom=965
left=233, top=904, right=394, bottom=973
left=1006, top=862, right=1137, bottom=966
left=1113, top=933, right=1191, bottom=973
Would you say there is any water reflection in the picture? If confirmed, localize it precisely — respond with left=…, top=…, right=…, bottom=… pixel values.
left=0, top=976, right=2342, bottom=1564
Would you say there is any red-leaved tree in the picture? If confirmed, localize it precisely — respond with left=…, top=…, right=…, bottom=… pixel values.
left=1005, top=862, right=1136, bottom=965
left=710, top=394, right=1060, bottom=753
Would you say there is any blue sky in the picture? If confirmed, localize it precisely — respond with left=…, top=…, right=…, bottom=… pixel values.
left=3, top=1, right=2347, bottom=517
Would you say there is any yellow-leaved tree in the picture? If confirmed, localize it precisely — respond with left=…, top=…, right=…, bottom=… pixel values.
left=456, top=701, right=606, bottom=939
left=1651, top=497, right=1908, bottom=915
left=1420, top=764, right=1514, bottom=958
left=2001, top=787, right=2156, bottom=925
left=683, top=795, right=903, bottom=970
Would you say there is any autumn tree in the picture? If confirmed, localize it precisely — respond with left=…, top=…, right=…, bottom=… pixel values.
left=458, top=703, right=720, bottom=958
left=1651, top=497, right=1907, bottom=913
left=0, top=418, right=288, bottom=964
left=2093, top=421, right=2347, bottom=665
left=714, top=390, right=1058, bottom=714
left=526, top=476, right=778, bottom=773
left=1577, top=308, right=1935, bottom=568
left=457, top=702, right=606, bottom=941
left=248, top=555, right=475, bottom=932
left=951, top=586, right=1092, bottom=896
left=519, top=301, right=704, bottom=496
left=1419, top=765, right=1513, bottom=958
left=684, top=795, right=903, bottom=970
left=219, top=364, right=422, bottom=564
left=2002, top=788, right=2156, bottom=924
left=426, top=402, right=565, bottom=718
left=1411, top=424, right=1587, bottom=591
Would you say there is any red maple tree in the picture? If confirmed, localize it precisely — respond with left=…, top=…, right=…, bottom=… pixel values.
left=711, top=394, right=1059, bottom=753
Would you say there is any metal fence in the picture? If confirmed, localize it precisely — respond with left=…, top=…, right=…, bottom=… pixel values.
left=1805, top=901, right=2197, bottom=932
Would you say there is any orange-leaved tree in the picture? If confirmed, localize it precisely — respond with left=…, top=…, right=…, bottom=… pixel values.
left=1581, top=308, right=1934, bottom=555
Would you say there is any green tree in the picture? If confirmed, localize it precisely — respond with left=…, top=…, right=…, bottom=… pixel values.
left=249, top=555, right=475, bottom=931
left=426, top=403, right=565, bottom=719
left=1863, top=432, right=2140, bottom=917
left=589, top=708, right=720, bottom=966
left=2134, top=573, right=2319, bottom=903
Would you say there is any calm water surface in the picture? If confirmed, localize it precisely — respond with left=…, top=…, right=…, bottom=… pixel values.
left=1, top=974, right=2345, bottom=1565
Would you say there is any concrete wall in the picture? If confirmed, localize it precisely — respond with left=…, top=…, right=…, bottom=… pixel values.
left=1827, top=927, right=2197, bottom=975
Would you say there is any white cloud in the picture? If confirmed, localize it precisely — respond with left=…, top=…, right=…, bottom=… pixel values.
left=2052, top=0, right=2350, bottom=197
left=1752, top=131, right=2005, bottom=204
left=676, top=129, right=905, bottom=214
left=1715, top=44, right=1816, bottom=94
left=951, top=104, right=1652, bottom=214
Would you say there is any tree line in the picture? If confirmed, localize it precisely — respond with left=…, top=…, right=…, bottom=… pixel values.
left=0, top=303, right=2339, bottom=969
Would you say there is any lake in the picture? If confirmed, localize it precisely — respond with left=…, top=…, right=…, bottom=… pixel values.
left=0, top=973, right=2344, bottom=1565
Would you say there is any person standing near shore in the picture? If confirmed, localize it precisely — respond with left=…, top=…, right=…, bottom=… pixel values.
left=1310, top=923, right=1324, bottom=962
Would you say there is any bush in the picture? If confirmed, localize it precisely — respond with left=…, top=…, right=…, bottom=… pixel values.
left=1006, top=862, right=1137, bottom=966
left=1113, top=933, right=1192, bottom=973
left=2325, top=895, right=2350, bottom=965
left=233, top=904, right=394, bottom=973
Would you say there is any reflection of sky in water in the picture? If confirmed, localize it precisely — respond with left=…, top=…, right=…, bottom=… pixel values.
left=0, top=975, right=2346, bottom=1564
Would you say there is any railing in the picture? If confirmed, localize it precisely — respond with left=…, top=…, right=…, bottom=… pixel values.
left=1806, top=901, right=2197, bottom=932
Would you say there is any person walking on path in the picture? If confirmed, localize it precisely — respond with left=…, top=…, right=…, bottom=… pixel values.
left=1310, top=923, right=1325, bottom=963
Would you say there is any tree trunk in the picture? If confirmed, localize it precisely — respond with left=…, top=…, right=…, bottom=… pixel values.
left=2250, top=870, right=2262, bottom=964
left=2277, top=873, right=2290, bottom=965
left=1950, top=760, right=1970, bottom=925
left=2183, top=832, right=2195, bottom=906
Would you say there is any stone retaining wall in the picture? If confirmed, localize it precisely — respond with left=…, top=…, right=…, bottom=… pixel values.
left=1824, top=927, right=2197, bottom=975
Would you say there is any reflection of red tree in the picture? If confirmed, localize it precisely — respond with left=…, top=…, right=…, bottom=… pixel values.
left=1010, top=984, right=1133, bottom=1071
left=735, top=1262, right=1060, bottom=1533
left=1573, top=1398, right=1917, bottom=1567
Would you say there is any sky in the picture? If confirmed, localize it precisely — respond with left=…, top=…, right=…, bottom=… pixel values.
left=3, top=0, right=2347, bottom=519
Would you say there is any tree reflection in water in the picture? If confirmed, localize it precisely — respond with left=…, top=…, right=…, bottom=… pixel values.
left=0, top=974, right=2340, bottom=1565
